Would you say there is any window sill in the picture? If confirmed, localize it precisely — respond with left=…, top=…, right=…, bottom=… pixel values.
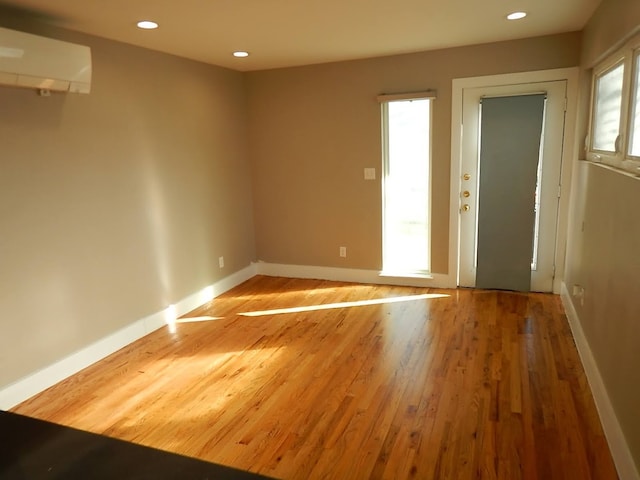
left=379, top=271, right=434, bottom=280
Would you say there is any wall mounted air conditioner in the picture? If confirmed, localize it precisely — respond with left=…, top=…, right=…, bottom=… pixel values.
left=0, top=27, right=92, bottom=94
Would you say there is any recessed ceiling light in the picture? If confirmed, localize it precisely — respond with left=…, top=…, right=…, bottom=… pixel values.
left=233, top=51, right=250, bottom=58
left=507, top=11, right=527, bottom=20
left=137, top=20, right=159, bottom=30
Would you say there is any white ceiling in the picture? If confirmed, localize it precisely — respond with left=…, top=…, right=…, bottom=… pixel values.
left=2, top=0, right=601, bottom=71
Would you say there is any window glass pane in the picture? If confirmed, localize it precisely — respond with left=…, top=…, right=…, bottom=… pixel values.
left=593, top=63, right=624, bottom=152
left=629, top=52, right=640, bottom=157
left=383, top=99, right=431, bottom=273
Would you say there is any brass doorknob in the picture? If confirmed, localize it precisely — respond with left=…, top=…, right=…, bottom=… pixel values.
left=461, top=204, right=470, bottom=212
left=463, top=173, right=471, bottom=181
left=462, top=190, right=470, bottom=198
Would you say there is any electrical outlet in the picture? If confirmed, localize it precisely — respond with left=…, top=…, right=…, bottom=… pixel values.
left=573, top=284, right=585, bottom=306
left=339, top=246, right=347, bottom=257
left=219, top=256, right=224, bottom=268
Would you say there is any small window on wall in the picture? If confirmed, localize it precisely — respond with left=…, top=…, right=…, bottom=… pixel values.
left=587, top=36, right=640, bottom=175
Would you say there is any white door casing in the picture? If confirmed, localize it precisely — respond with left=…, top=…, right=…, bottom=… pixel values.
left=459, top=81, right=566, bottom=292
left=450, top=69, right=579, bottom=294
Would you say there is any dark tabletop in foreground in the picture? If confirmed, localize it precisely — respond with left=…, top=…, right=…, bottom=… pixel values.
left=0, top=410, right=274, bottom=479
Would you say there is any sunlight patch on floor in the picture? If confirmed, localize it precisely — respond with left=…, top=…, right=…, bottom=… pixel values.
left=238, top=293, right=449, bottom=317
left=176, top=316, right=224, bottom=324
left=165, top=303, right=225, bottom=332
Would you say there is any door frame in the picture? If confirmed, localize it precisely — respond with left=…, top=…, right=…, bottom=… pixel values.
left=449, top=68, right=579, bottom=294
left=460, top=83, right=565, bottom=292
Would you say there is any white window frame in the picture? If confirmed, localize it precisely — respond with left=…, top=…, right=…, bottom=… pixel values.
left=378, top=91, right=435, bottom=277
left=587, top=34, right=640, bottom=176
left=628, top=48, right=640, bottom=158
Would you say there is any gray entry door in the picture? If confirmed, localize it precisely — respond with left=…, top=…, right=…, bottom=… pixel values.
left=475, top=94, right=545, bottom=292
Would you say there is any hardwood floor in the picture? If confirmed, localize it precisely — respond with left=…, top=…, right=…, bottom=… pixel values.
left=12, top=275, right=618, bottom=479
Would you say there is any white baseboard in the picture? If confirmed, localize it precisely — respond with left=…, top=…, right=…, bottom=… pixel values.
left=0, top=264, right=257, bottom=410
left=254, top=262, right=457, bottom=289
left=560, top=283, right=639, bottom=480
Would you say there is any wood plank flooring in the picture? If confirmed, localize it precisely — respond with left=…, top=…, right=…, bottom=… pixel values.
left=12, top=275, right=618, bottom=479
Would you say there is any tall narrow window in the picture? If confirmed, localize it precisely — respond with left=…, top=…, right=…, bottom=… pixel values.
left=381, top=97, right=432, bottom=275
left=592, top=62, right=624, bottom=152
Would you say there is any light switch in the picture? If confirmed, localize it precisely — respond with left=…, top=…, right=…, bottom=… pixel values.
left=364, top=168, right=376, bottom=180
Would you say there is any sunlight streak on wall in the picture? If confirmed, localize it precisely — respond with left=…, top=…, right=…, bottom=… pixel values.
left=165, top=304, right=177, bottom=333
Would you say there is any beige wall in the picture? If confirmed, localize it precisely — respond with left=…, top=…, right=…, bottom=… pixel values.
left=581, top=0, right=640, bottom=67
left=0, top=19, right=255, bottom=387
left=247, top=33, right=581, bottom=273
left=564, top=0, right=640, bottom=472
